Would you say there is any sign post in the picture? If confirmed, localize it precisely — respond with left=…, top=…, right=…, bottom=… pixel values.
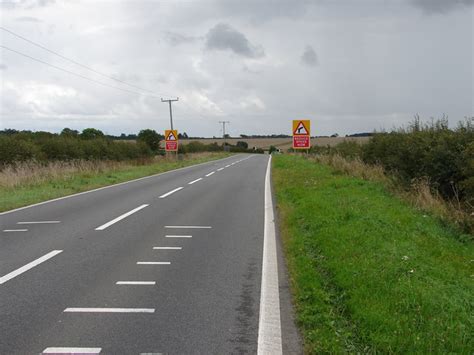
left=292, top=120, right=311, bottom=151
left=165, top=130, right=178, bottom=156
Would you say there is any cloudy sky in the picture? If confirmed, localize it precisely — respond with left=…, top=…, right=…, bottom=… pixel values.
left=0, top=0, right=473, bottom=137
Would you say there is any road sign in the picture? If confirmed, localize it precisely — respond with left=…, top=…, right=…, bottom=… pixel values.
left=292, top=120, right=311, bottom=149
left=165, top=129, right=178, bottom=151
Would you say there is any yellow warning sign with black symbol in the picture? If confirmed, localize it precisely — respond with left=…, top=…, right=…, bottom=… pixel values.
left=165, top=130, right=178, bottom=151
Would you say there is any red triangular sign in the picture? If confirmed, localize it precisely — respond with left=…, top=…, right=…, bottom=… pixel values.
left=294, top=121, right=309, bottom=135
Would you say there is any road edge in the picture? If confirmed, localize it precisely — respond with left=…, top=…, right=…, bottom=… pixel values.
left=0, top=154, right=237, bottom=216
left=257, top=154, right=283, bottom=354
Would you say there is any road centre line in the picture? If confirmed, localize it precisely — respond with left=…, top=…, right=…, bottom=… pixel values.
left=95, top=204, right=149, bottom=231
left=116, top=281, right=156, bottom=285
left=165, top=235, right=192, bottom=238
left=165, top=226, right=211, bottom=229
left=153, top=247, right=182, bottom=250
left=205, top=171, right=215, bottom=177
left=17, top=221, right=60, bottom=224
left=3, top=229, right=28, bottom=232
left=0, top=250, right=63, bottom=285
left=217, top=168, right=225, bottom=171
left=257, top=155, right=282, bottom=354
left=0, top=154, right=237, bottom=216
left=225, top=165, right=231, bottom=168
left=43, top=347, right=101, bottom=354
left=159, top=187, right=184, bottom=198
left=188, top=178, right=203, bottom=185
left=137, top=262, right=171, bottom=265
left=64, top=308, right=155, bottom=313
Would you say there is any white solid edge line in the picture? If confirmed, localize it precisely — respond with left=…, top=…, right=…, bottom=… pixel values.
left=0, top=155, right=238, bottom=216
left=188, top=178, right=203, bottom=185
left=205, top=171, right=215, bottom=177
left=0, top=250, right=63, bottom=285
left=153, top=247, right=182, bottom=249
left=165, top=226, right=211, bottom=229
left=43, top=347, right=101, bottom=354
left=165, top=235, right=192, bottom=238
left=3, top=229, right=28, bottom=232
left=95, top=204, right=149, bottom=231
left=257, top=154, right=282, bottom=354
left=17, top=221, right=60, bottom=224
left=116, top=281, right=156, bottom=285
left=137, top=262, right=171, bottom=265
left=64, top=308, right=155, bottom=313
left=159, top=187, right=183, bottom=198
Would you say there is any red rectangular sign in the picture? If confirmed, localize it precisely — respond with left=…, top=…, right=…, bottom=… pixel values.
left=293, top=136, right=310, bottom=149
left=165, top=141, right=178, bottom=151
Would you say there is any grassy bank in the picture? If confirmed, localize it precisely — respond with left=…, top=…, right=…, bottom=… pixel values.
left=273, top=155, right=473, bottom=353
left=0, top=153, right=231, bottom=212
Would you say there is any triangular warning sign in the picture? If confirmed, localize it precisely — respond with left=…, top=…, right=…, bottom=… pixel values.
left=166, top=132, right=176, bottom=141
left=294, top=121, right=309, bottom=135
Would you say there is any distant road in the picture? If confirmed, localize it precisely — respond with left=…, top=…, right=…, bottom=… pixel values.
left=0, top=154, right=290, bottom=354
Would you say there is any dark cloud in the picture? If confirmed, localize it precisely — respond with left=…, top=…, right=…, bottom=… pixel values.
left=163, top=31, right=198, bottom=46
left=411, top=0, right=474, bottom=13
left=301, top=46, right=318, bottom=67
left=205, top=23, right=264, bottom=58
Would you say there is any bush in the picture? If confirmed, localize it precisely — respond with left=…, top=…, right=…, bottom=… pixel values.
left=137, top=129, right=161, bottom=151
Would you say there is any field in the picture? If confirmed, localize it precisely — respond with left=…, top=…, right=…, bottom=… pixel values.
left=273, top=154, right=473, bottom=353
left=175, top=136, right=370, bottom=150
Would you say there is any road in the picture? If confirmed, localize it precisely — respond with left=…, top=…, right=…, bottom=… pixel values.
left=0, top=154, right=298, bottom=354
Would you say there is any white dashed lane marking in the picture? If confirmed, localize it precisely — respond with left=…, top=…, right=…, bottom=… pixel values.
left=116, top=281, right=156, bottom=285
left=153, top=247, right=182, bottom=250
left=159, top=187, right=184, bottom=199
left=3, top=229, right=28, bottom=232
left=42, top=347, right=101, bottom=354
left=0, top=250, right=63, bottom=285
left=205, top=171, right=215, bottom=177
left=95, top=204, right=148, bottom=231
left=137, top=262, right=171, bottom=265
left=188, top=178, right=203, bottom=185
left=165, top=235, right=192, bottom=238
left=64, top=308, right=155, bottom=313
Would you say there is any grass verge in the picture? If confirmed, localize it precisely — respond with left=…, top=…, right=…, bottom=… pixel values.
left=273, top=154, right=473, bottom=353
left=0, top=152, right=231, bottom=212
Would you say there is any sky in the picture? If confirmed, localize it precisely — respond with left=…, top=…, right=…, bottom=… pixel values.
left=0, top=0, right=473, bottom=137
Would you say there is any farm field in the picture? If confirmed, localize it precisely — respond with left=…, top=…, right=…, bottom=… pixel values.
left=177, top=136, right=370, bottom=150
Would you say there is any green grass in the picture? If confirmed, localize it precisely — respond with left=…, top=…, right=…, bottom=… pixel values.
left=0, top=153, right=231, bottom=212
left=273, top=155, right=473, bottom=354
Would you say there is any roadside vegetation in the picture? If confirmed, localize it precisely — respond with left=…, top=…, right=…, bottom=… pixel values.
left=273, top=154, right=473, bottom=353
left=310, top=117, right=473, bottom=234
left=0, top=152, right=230, bottom=212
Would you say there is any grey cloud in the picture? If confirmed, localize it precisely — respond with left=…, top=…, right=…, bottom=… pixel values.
left=0, top=64, right=7, bottom=71
left=411, top=0, right=474, bottom=13
left=301, top=46, right=318, bottom=67
left=205, top=23, right=264, bottom=58
left=16, top=16, right=42, bottom=22
left=1, top=0, right=55, bottom=9
left=163, top=31, right=199, bottom=46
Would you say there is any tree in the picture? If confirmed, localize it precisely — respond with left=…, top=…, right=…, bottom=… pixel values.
left=61, top=128, right=79, bottom=137
left=236, top=141, right=248, bottom=149
left=137, top=129, right=161, bottom=151
left=81, top=128, right=104, bottom=140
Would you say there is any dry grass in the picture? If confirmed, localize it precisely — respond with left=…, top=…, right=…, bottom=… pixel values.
left=309, top=154, right=473, bottom=236
left=0, top=152, right=216, bottom=189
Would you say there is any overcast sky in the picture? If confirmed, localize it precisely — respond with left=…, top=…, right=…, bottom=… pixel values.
left=1, top=0, right=473, bottom=137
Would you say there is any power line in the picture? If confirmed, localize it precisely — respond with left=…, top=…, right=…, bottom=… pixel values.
left=0, top=26, right=172, bottom=97
left=0, top=45, right=162, bottom=98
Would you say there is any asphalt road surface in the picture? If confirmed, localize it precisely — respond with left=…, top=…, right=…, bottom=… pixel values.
left=0, top=154, right=299, bottom=354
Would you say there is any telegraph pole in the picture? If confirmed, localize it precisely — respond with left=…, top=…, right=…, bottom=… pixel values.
left=161, top=97, right=179, bottom=130
left=219, top=121, right=230, bottom=149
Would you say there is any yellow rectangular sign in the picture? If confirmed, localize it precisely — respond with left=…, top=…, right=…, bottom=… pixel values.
left=292, top=120, right=311, bottom=136
left=165, top=130, right=178, bottom=151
